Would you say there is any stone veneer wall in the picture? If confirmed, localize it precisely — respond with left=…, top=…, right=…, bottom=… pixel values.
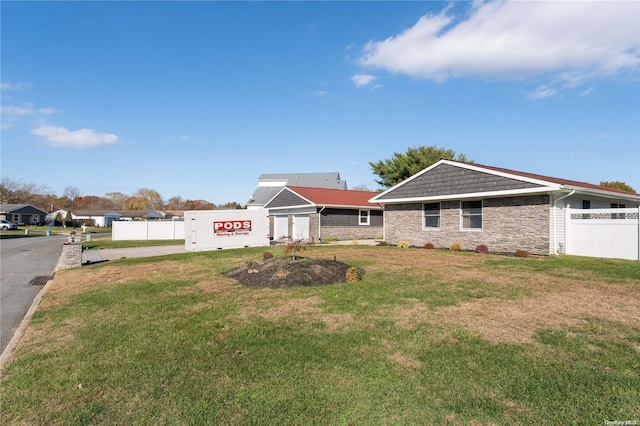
left=320, top=226, right=382, bottom=240
left=61, top=242, right=83, bottom=269
left=384, top=195, right=550, bottom=255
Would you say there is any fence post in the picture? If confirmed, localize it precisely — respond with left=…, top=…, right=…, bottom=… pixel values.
left=565, top=207, right=571, bottom=255
left=637, top=206, right=640, bottom=261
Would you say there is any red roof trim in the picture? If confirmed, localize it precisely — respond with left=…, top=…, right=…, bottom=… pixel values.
left=285, top=186, right=382, bottom=208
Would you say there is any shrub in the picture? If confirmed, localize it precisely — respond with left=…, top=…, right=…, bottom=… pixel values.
left=475, top=244, right=489, bottom=254
left=322, top=237, right=341, bottom=243
left=284, top=240, right=308, bottom=259
left=346, top=267, right=362, bottom=283
left=351, top=240, right=359, bottom=246
left=262, top=252, right=274, bottom=261
left=397, top=241, right=410, bottom=249
left=423, top=243, right=435, bottom=250
left=449, top=242, right=462, bottom=251
left=514, top=249, right=529, bottom=258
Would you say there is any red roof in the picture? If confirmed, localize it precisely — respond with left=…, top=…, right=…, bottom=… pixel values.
left=285, top=186, right=382, bottom=208
left=448, top=160, right=640, bottom=196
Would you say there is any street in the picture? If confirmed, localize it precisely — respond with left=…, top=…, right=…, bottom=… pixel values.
left=1, top=235, right=66, bottom=353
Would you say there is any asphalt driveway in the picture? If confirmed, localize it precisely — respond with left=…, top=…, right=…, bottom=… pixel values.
left=1, top=235, right=67, bottom=354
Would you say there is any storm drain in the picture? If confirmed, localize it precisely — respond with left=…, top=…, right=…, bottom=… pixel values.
left=29, top=275, right=55, bottom=286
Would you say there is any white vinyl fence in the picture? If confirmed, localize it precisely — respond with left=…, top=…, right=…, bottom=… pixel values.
left=112, top=220, right=185, bottom=241
left=565, top=207, right=639, bottom=261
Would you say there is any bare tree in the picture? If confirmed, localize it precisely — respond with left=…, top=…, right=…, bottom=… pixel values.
left=0, top=177, right=55, bottom=207
left=132, top=188, right=164, bottom=210
left=104, top=192, right=129, bottom=209
left=165, top=196, right=185, bottom=210
left=350, top=184, right=374, bottom=192
left=63, top=186, right=81, bottom=203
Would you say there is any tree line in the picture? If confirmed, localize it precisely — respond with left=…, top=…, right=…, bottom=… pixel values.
left=0, top=179, right=242, bottom=212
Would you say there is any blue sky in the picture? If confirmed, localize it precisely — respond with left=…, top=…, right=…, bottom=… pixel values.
left=2, top=1, right=639, bottom=205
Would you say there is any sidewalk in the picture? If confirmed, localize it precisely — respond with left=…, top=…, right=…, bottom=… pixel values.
left=83, top=245, right=187, bottom=263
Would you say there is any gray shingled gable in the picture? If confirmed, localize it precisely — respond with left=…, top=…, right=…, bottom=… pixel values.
left=375, top=163, right=545, bottom=201
left=0, top=204, right=48, bottom=215
left=247, top=172, right=347, bottom=207
left=264, top=188, right=312, bottom=209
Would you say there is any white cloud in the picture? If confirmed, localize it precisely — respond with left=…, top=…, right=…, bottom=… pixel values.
left=527, top=86, right=557, bottom=100
left=358, top=1, right=640, bottom=96
left=0, top=81, right=29, bottom=91
left=180, top=136, right=189, bottom=143
left=1, top=104, right=62, bottom=116
left=1, top=105, right=35, bottom=116
left=38, top=108, right=62, bottom=115
left=316, top=90, right=328, bottom=96
left=31, top=124, right=120, bottom=148
left=351, top=73, right=379, bottom=88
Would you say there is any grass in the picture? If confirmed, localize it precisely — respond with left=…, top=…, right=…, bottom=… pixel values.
left=0, top=225, right=108, bottom=238
left=83, top=237, right=184, bottom=250
left=1, top=246, right=639, bottom=425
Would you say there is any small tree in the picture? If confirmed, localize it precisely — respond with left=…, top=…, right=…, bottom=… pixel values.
left=283, top=240, right=308, bottom=260
left=370, top=145, right=471, bottom=188
left=64, top=211, right=73, bottom=228
left=54, top=212, right=63, bottom=227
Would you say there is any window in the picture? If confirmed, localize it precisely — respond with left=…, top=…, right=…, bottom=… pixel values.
left=582, top=200, right=591, bottom=219
left=461, top=200, right=482, bottom=230
left=423, top=203, right=440, bottom=229
left=359, top=210, right=370, bottom=225
left=611, top=203, right=626, bottom=219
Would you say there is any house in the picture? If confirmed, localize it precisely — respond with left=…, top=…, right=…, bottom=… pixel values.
left=47, top=209, right=168, bottom=227
left=0, top=204, right=48, bottom=225
left=264, top=186, right=383, bottom=242
left=246, top=172, right=347, bottom=210
left=369, top=159, right=640, bottom=255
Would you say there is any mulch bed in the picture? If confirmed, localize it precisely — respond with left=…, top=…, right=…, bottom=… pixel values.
left=225, top=257, right=359, bottom=288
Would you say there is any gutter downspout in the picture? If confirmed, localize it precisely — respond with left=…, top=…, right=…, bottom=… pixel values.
left=552, top=189, right=575, bottom=256
left=318, top=206, right=326, bottom=242
left=377, top=203, right=385, bottom=242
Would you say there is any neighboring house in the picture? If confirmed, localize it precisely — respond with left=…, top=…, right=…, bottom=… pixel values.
left=246, top=172, right=347, bottom=210
left=369, top=159, right=640, bottom=255
left=264, top=186, right=383, bottom=242
left=47, top=209, right=167, bottom=227
left=48, top=209, right=121, bottom=227
left=0, top=204, right=48, bottom=225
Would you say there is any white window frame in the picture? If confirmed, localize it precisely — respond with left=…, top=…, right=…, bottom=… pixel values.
left=422, top=202, right=441, bottom=230
left=358, top=209, right=370, bottom=225
left=461, top=200, right=483, bottom=231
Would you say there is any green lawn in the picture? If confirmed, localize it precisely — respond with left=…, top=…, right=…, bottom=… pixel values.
left=83, top=237, right=184, bottom=250
left=0, top=225, right=109, bottom=238
left=1, top=246, right=638, bottom=425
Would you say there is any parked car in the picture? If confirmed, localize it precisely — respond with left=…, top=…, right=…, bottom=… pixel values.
left=0, top=220, right=18, bottom=230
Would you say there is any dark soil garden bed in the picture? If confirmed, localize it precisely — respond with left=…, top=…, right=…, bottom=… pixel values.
left=225, top=257, right=360, bottom=288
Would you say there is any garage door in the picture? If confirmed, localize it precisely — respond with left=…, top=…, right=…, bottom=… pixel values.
left=273, top=215, right=289, bottom=240
left=292, top=215, right=309, bottom=241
